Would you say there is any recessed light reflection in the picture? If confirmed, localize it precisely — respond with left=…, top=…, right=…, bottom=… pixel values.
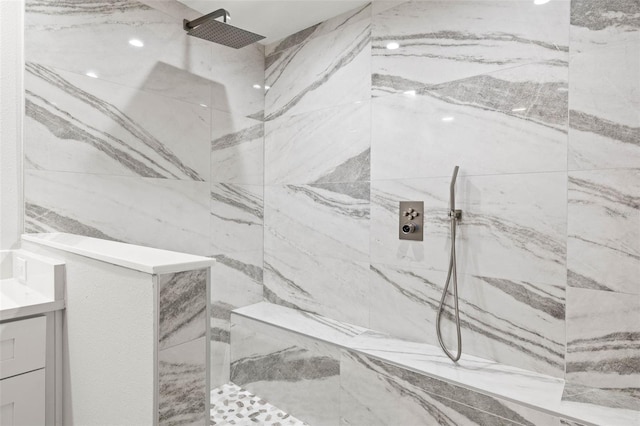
left=441, top=116, right=455, bottom=122
left=404, top=90, right=416, bottom=96
left=85, top=71, right=98, bottom=78
left=129, top=39, right=144, bottom=47
left=386, top=42, right=400, bottom=50
left=253, top=84, right=261, bottom=89
left=534, top=0, right=550, bottom=4
left=199, top=103, right=208, bottom=108
left=511, top=107, right=527, bottom=112
left=264, top=85, right=271, bottom=91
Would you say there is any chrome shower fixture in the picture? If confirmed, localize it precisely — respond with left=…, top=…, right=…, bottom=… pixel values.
left=183, top=8, right=265, bottom=49
left=436, top=165, right=463, bottom=362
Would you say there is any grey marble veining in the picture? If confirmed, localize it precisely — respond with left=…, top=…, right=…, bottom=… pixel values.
left=265, top=4, right=371, bottom=56
left=265, top=18, right=371, bottom=120
left=211, top=111, right=264, bottom=185
left=25, top=63, right=209, bottom=180
left=24, top=169, right=210, bottom=256
left=369, top=263, right=565, bottom=377
left=371, top=63, right=568, bottom=180
left=565, top=287, right=640, bottom=410
left=370, top=174, right=567, bottom=288
left=158, top=269, right=207, bottom=350
left=372, top=0, right=569, bottom=95
left=570, top=0, right=640, bottom=52
left=341, top=350, right=545, bottom=426
left=232, top=302, right=367, bottom=349
left=265, top=182, right=369, bottom=262
left=568, top=41, right=639, bottom=169
left=209, top=251, right=263, bottom=388
left=231, top=313, right=342, bottom=425
left=567, top=169, right=640, bottom=295
left=263, top=182, right=370, bottom=326
left=210, top=183, right=263, bottom=257
left=562, top=383, right=640, bottom=413
left=159, top=337, right=207, bottom=426
left=265, top=101, right=370, bottom=185
left=25, top=0, right=217, bottom=107
left=263, top=253, right=370, bottom=328
left=568, top=0, right=639, bottom=170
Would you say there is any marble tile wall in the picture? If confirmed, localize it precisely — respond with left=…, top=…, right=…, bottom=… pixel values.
left=260, top=0, right=639, bottom=410
left=22, top=0, right=265, bottom=392
left=563, top=0, right=640, bottom=410
left=262, top=0, right=572, bottom=378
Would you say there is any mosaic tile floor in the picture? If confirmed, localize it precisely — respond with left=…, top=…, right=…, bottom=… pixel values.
left=210, top=383, right=309, bottom=426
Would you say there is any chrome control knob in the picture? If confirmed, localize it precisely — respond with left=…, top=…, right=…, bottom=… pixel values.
left=401, top=222, right=416, bottom=234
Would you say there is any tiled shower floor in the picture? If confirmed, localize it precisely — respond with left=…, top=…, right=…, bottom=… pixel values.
left=210, top=383, right=309, bottom=426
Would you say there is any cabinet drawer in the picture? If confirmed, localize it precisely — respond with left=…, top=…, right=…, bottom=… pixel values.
left=0, top=368, right=45, bottom=425
left=0, top=316, right=46, bottom=379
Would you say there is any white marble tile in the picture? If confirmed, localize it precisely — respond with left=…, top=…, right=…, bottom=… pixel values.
left=349, top=331, right=566, bottom=410
left=562, top=383, right=640, bottom=413
left=211, top=111, right=263, bottom=185
left=565, top=287, right=640, bottom=406
left=372, top=0, right=569, bottom=95
left=264, top=182, right=369, bottom=262
left=567, top=169, right=640, bottom=294
left=371, top=63, right=568, bottom=180
left=209, top=42, right=265, bottom=119
left=25, top=0, right=215, bottom=106
left=232, top=302, right=367, bottom=349
left=568, top=41, right=639, bottom=170
left=230, top=313, right=342, bottom=425
left=209, top=250, right=263, bottom=390
left=369, top=263, right=565, bottom=377
left=24, top=170, right=210, bottom=256
left=264, top=19, right=371, bottom=120
left=570, top=0, right=640, bottom=54
left=341, top=350, right=552, bottom=426
left=24, top=63, right=210, bottom=180
left=263, top=251, right=370, bottom=328
left=265, top=101, right=370, bottom=185
left=210, top=183, right=263, bottom=256
left=159, top=337, right=208, bottom=425
left=265, top=4, right=371, bottom=57
left=370, top=173, right=567, bottom=287
left=159, top=269, right=208, bottom=350
left=210, top=340, right=230, bottom=390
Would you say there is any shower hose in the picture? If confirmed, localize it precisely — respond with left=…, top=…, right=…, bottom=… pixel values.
left=436, top=166, right=462, bottom=362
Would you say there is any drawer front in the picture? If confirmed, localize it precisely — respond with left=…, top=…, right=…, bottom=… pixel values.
left=0, top=316, right=46, bottom=379
left=0, top=368, right=46, bottom=425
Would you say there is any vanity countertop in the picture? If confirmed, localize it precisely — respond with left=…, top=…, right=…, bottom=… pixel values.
left=0, top=278, right=65, bottom=321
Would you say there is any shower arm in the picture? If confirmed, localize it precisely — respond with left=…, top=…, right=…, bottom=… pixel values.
left=183, top=8, right=230, bottom=31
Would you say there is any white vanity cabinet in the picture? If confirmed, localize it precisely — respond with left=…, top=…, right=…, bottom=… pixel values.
left=0, top=316, right=47, bottom=425
left=0, top=249, right=65, bottom=425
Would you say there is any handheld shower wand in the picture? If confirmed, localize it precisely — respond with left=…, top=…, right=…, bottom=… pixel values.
left=436, top=166, right=462, bottom=362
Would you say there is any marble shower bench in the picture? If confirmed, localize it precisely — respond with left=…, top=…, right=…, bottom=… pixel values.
left=230, top=302, right=639, bottom=426
left=21, top=233, right=215, bottom=425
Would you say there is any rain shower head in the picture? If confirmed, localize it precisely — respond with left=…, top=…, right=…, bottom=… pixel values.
left=183, top=8, right=265, bottom=49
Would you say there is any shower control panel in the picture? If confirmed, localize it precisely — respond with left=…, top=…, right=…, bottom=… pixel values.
left=399, top=201, right=424, bottom=241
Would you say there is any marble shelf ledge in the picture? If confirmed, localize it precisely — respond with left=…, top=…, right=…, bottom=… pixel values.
left=232, top=302, right=640, bottom=426
left=232, top=302, right=368, bottom=348
left=22, top=233, right=215, bottom=275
